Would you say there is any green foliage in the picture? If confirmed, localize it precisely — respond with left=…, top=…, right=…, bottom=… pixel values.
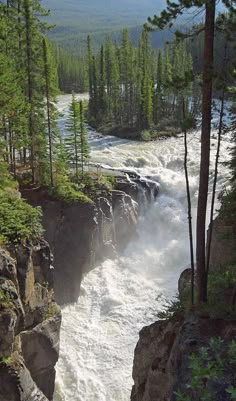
left=201, top=267, right=236, bottom=318
left=0, top=192, right=43, bottom=245
left=226, top=386, right=236, bottom=401
left=65, top=96, right=91, bottom=179
left=87, top=30, right=195, bottom=138
left=71, top=172, right=116, bottom=197
left=50, top=174, right=93, bottom=204
left=0, top=355, right=13, bottom=365
left=46, top=302, right=60, bottom=319
left=140, top=130, right=152, bottom=141
left=176, top=338, right=236, bottom=401
left=0, top=289, right=12, bottom=308
left=156, top=296, right=186, bottom=320
left=96, top=174, right=116, bottom=191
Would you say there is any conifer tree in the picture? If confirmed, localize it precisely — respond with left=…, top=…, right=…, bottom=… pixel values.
left=22, top=0, right=49, bottom=184
left=138, top=30, right=153, bottom=129
left=146, top=0, right=236, bottom=303
left=153, top=50, right=164, bottom=125
left=79, top=101, right=90, bottom=176
left=65, top=95, right=90, bottom=180
left=43, top=37, right=59, bottom=187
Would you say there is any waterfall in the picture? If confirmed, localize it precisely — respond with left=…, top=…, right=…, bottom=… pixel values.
left=54, top=95, right=232, bottom=401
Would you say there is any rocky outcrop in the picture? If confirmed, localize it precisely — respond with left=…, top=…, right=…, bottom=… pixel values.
left=112, top=190, right=138, bottom=251
left=22, top=173, right=158, bottom=304
left=39, top=192, right=138, bottom=304
left=131, top=315, right=236, bottom=401
left=0, top=243, right=61, bottom=401
left=208, top=216, right=236, bottom=270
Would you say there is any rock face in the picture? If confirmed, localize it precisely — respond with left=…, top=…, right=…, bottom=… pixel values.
left=0, top=243, right=61, bottom=401
left=131, top=315, right=236, bottom=401
left=208, top=216, right=236, bottom=270
left=22, top=174, right=158, bottom=304
left=40, top=192, right=138, bottom=304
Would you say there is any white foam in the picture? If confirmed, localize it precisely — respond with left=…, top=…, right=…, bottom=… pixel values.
left=54, top=96, right=232, bottom=401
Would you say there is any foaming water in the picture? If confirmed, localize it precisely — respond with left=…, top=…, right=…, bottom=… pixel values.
left=54, top=95, right=231, bottom=401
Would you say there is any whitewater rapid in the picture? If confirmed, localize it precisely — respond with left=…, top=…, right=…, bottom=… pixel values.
left=54, top=94, right=231, bottom=401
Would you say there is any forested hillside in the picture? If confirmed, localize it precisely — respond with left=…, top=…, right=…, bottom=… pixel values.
left=42, top=0, right=172, bottom=51
left=42, top=0, right=166, bottom=32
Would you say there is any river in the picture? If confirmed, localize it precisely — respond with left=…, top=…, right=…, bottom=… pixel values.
left=54, top=94, right=231, bottom=401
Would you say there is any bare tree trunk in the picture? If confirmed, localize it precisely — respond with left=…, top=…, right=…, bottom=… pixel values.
left=196, top=0, right=216, bottom=304
left=80, top=101, right=84, bottom=177
left=3, top=116, right=9, bottom=164
left=206, top=90, right=225, bottom=280
left=183, top=98, right=195, bottom=305
left=43, top=38, right=54, bottom=187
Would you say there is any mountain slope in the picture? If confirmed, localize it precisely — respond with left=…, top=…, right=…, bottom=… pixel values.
left=42, top=0, right=226, bottom=50
left=43, top=0, right=166, bottom=32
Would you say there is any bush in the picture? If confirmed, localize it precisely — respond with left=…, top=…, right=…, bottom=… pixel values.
left=0, top=192, right=43, bottom=245
left=97, top=174, right=116, bottom=191
left=50, top=174, right=93, bottom=204
left=71, top=172, right=116, bottom=195
left=141, top=130, right=152, bottom=141
left=0, top=288, right=12, bottom=308
left=156, top=295, right=186, bottom=321
left=176, top=338, right=236, bottom=401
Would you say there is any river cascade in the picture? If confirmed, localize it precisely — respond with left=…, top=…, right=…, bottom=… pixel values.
left=54, top=94, right=232, bottom=401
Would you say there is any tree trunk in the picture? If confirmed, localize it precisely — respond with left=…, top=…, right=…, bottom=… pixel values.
left=183, top=98, right=195, bottom=305
left=206, top=90, right=225, bottom=279
left=196, top=0, right=216, bottom=304
left=80, top=101, right=84, bottom=177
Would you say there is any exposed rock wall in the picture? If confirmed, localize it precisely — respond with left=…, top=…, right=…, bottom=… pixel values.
left=208, top=216, right=236, bottom=270
left=23, top=191, right=138, bottom=304
left=0, top=242, right=61, bottom=401
left=22, top=174, right=158, bottom=304
left=131, top=315, right=236, bottom=401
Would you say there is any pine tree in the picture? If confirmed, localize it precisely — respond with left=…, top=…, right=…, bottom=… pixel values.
left=138, top=30, right=153, bottom=129
left=42, top=37, right=59, bottom=187
left=98, top=45, right=108, bottom=126
left=153, top=49, right=164, bottom=125
left=104, top=36, right=120, bottom=124
left=79, top=101, right=90, bottom=176
left=65, top=95, right=90, bottom=180
left=147, top=0, right=230, bottom=303
left=22, top=0, right=49, bottom=184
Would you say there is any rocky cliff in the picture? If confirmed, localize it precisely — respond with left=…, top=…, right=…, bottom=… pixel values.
left=22, top=173, right=159, bottom=304
left=131, top=314, right=236, bottom=401
left=131, top=214, right=236, bottom=401
left=0, top=241, right=61, bottom=401
left=208, top=215, right=236, bottom=270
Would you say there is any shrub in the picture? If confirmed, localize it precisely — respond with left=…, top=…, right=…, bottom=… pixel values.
left=0, top=192, right=43, bottom=245
left=176, top=338, right=236, bottom=401
left=0, top=288, right=12, bottom=308
left=141, top=130, right=152, bottom=141
left=156, top=295, right=186, bottom=321
left=50, top=174, right=93, bottom=204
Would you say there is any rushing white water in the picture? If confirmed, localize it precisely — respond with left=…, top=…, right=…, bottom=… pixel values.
left=54, top=95, right=232, bottom=401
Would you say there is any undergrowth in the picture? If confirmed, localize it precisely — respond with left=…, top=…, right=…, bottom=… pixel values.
left=0, top=191, right=43, bottom=245
left=157, top=265, right=236, bottom=321
left=175, top=338, right=236, bottom=401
